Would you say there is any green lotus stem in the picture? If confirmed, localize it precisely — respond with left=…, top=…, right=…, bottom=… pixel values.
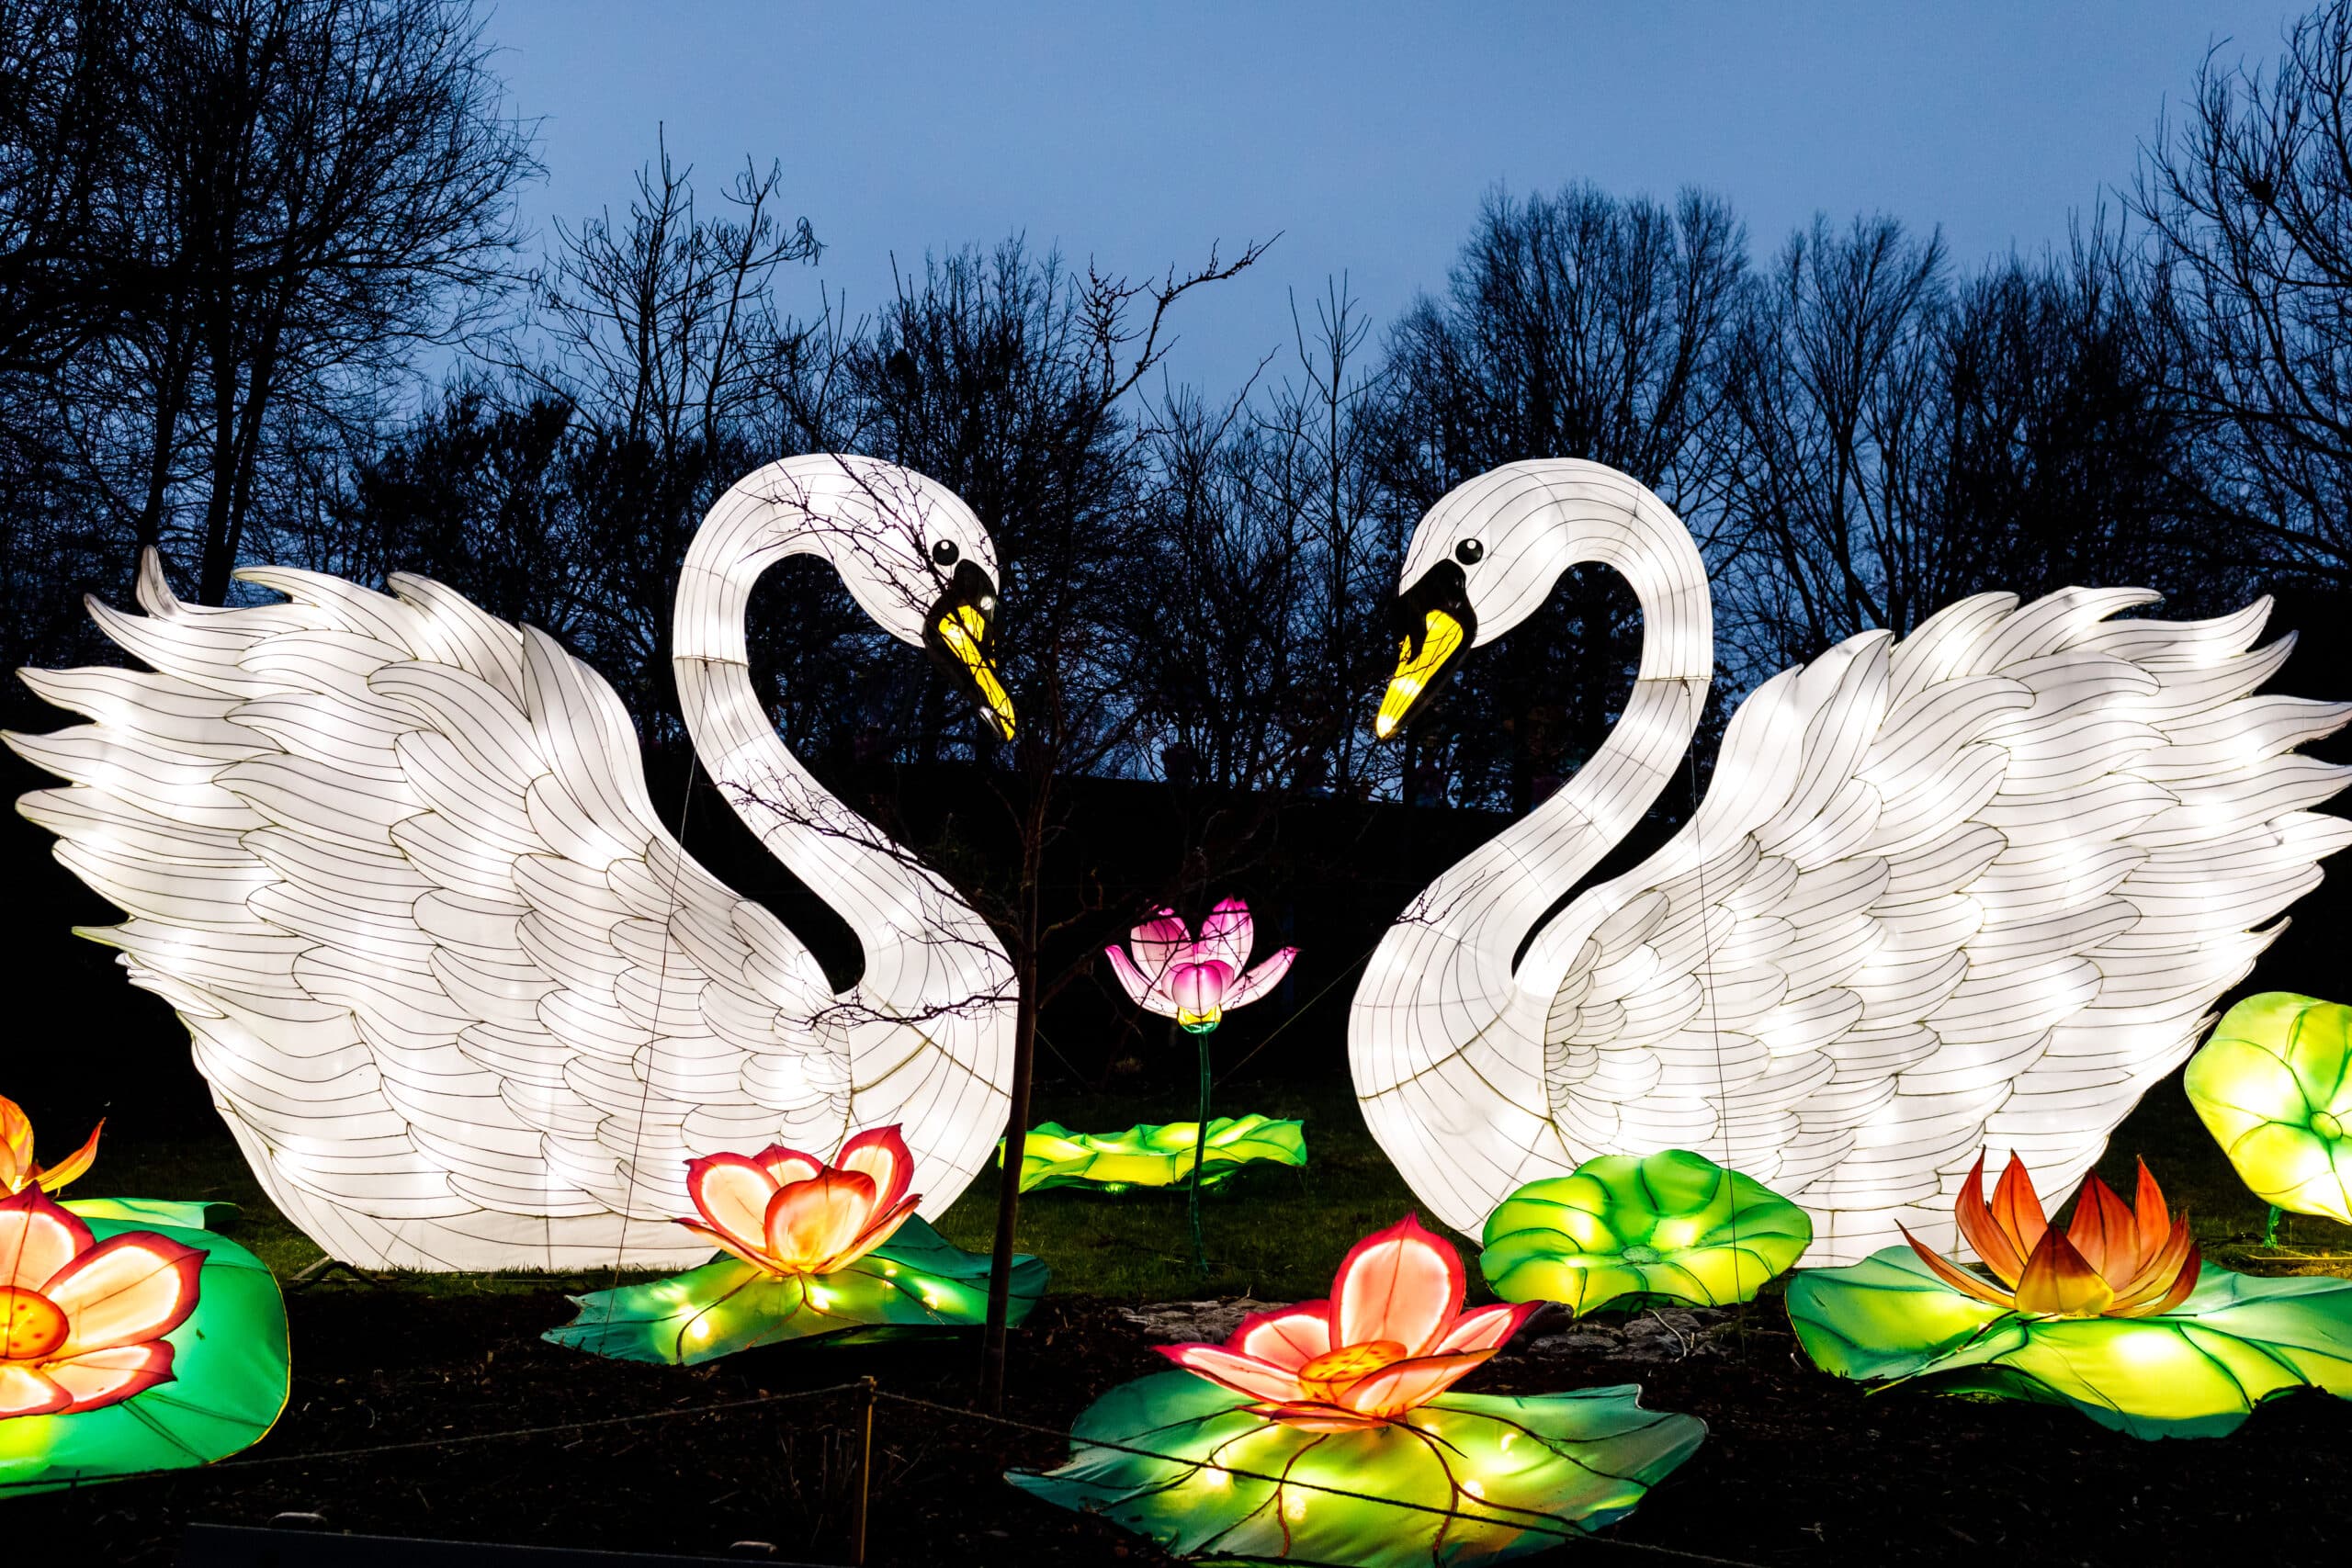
left=2266, top=1204, right=2285, bottom=1248
left=1189, top=1030, right=1211, bottom=1277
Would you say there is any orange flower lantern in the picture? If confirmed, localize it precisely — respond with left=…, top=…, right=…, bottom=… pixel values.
left=0, top=1094, right=101, bottom=1197
left=1899, top=1152, right=2197, bottom=1319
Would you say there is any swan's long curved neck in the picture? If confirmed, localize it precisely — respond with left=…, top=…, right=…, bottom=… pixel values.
left=1413, top=477, right=1713, bottom=988
left=671, top=468, right=985, bottom=1008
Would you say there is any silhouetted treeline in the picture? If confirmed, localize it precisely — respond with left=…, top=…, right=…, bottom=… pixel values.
left=6, top=0, right=2351, bottom=814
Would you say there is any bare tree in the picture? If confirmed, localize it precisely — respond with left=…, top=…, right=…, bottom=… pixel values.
left=1375, top=183, right=1747, bottom=809
left=1717, top=214, right=2217, bottom=676
left=1713, top=212, right=1948, bottom=673
left=68, top=0, right=539, bottom=603
left=2136, top=0, right=2352, bottom=588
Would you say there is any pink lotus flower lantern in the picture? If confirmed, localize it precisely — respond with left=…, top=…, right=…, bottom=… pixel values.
left=0, top=1187, right=202, bottom=1417
left=1105, top=897, right=1296, bottom=1034
left=1160, top=1215, right=1537, bottom=1430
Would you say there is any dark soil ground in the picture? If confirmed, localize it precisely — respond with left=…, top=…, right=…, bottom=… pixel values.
left=23, top=1273, right=2352, bottom=1567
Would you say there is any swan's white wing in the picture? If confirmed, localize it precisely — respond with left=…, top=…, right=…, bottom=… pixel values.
left=9, top=556, right=922, bottom=1270
left=1521, top=587, right=2352, bottom=1263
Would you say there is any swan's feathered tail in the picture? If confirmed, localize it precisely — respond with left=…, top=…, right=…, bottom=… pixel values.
left=1433, top=587, right=2348, bottom=1263
left=8, top=553, right=984, bottom=1270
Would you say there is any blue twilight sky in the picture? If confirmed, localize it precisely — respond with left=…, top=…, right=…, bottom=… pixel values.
left=484, top=1, right=2302, bottom=396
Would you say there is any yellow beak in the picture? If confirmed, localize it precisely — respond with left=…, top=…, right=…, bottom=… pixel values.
left=1374, top=609, right=1465, bottom=739
left=936, top=604, right=1016, bottom=739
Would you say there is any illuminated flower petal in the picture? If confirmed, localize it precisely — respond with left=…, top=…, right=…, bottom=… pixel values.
left=1222, top=946, right=1297, bottom=1010
left=33, top=1119, right=102, bottom=1194
left=1168, top=961, right=1233, bottom=1021
left=1129, top=909, right=1189, bottom=981
left=1232, top=1302, right=1333, bottom=1371
left=2130, top=1158, right=2172, bottom=1259
left=764, top=1169, right=877, bottom=1272
left=1158, top=1343, right=1308, bottom=1406
left=1899, top=1224, right=2022, bottom=1311
left=0, top=1362, right=70, bottom=1417
left=1196, top=897, right=1253, bottom=975
left=674, top=1217, right=775, bottom=1271
left=833, top=1193, right=920, bottom=1270
left=1338, top=1347, right=1495, bottom=1417
left=46, top=1231, right=205, bottom=1355
left=1951, top=1153, right=2026, bottom=1284
left=2012, top=1230, right=2116, bottom=1318
left=684, top=1153, right=780, bottom=1258
left=1432, top=1299, right=1539, bottom=1356
left=1331, top=1215, right=1464, bottom=1357
left=752, top=1145, right=824, bottom=1188
left=45, top=1339, right=176, bottom=1414
left=1985, top=1153, right=2049, bottom=1283
left=2108, top=1219, right=2199, bottom=1317
left=0, top=1187, right=92, bottom=1292
left=0, top=1098, right=31, bottom=1191
left=1102, top=945, right=1175, bottom=1015
left=2064, top=1174, right=2143, bottom=1282
left=836, top=1126, right=914, bottom=1216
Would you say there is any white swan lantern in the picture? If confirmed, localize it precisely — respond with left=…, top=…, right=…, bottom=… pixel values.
left=9, top=456, right=1019, bottom=1271
left=1353, top=459, right=2352, bottom=1265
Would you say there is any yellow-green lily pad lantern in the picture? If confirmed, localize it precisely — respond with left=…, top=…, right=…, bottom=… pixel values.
left=2186, top=992, right=2352, bottom=1234
left=1480, top=1150, right=1812, bottom=1314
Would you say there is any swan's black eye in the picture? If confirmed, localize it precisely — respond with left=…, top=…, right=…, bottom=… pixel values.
left=1455, top=538, right=1484, bottom=565
left=932, top=539, right=960, bottom=567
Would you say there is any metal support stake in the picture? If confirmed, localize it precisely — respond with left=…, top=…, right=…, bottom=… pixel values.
left=852, top=1376, right=876, bottom=1566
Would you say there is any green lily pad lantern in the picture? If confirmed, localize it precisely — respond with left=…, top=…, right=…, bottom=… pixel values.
left=1011, top=1216, right=1704, bottom=1564
left=1789, top=1149, right=2352, bottom=1438
left=548, top=1126, right=1046, bottom=1364
left=1001, top=1115, right=1307, bottom=1193
left=0, top=1189, right=289, bottom=1494
left=2186, top=992, right=2352, bottom=1229
left=1480, top=1150, right=1812, bottom=1314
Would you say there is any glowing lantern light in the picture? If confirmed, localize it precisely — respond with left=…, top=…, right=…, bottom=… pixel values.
left=1106, top=898, right=1296, bottom=1034
left=1103, top=897, right=1297, bottom=1272
left=1898, top=1151, right=2197, bottom=1318
left=999, top=1115, right=1307, bottom=1193
left=1789, top=1150, right=2352, bottom=1438
left=1480, top=1150, right=1812, bottom=1314
left=0, top=1188, right=288, bottom=1491
left=2186, top=992, right=2352, bottom=1232
left=9, top=457, right=1022, bottom=1272
left=1351, top=458, right=2352, bottom=1269
left=677, top=1125, right=920, bottom=1275
left=1011, top=1216, right=1705, bottom=1564
left=548, top=1124, right=1046, bottom=1364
